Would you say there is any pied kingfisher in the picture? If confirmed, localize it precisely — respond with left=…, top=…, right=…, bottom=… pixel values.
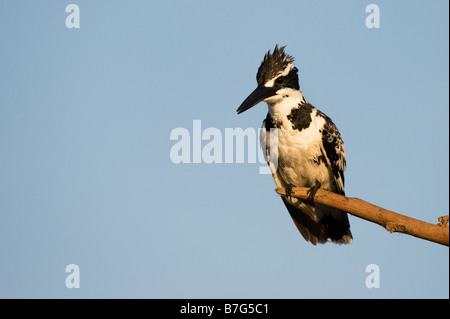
left=237, top=45, right=352, bottom=245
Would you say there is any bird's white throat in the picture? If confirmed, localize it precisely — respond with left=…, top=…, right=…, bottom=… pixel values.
left=264, top=88, right=307, bottom=120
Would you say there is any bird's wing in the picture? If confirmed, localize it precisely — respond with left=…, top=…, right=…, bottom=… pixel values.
left=319, top=113, right=346, bottom=195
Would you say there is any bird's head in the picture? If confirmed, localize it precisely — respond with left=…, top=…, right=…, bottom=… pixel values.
left=237, top=45, right=301, bottom=114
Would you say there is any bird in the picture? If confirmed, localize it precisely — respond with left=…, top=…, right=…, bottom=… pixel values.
left=236, top=45, right=352, bottom=245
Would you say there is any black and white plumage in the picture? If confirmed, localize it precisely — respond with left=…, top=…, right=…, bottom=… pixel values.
left=237, top=45, right=352, bottom=245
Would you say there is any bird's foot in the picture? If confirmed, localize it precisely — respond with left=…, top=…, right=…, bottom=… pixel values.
left=306, top=182, right=322, bottom=202
left=285, top=184, right=294, bottom=200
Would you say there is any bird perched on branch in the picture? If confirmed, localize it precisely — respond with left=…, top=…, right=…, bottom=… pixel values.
left=237, top=45, right=352, bottom=244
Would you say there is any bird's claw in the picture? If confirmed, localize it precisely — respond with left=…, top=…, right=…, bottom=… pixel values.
left=285, top=184, right=294, bottom=200
left=306, top=182, right=321, bottom=202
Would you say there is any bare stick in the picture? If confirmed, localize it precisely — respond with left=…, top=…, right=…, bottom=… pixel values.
left=275, top=187, right=449, bottom=246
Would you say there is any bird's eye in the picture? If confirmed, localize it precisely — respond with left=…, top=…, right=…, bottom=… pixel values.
left=275, top=77, right=284, bottom=84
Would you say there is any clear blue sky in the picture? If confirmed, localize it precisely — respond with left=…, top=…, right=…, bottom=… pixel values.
left=0, top=1, right=448, bottom=298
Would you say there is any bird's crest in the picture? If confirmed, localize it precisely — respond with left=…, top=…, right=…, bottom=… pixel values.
left=256, top=45, right=294, bottom=85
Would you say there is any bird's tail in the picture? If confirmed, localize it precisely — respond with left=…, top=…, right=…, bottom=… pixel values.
left=317, top=204, right=353, bottom=244
left=282, top=198, right=352, bottom=245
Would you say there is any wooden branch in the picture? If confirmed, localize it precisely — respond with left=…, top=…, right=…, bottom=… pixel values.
left=275, top=187, right=449, bottom=247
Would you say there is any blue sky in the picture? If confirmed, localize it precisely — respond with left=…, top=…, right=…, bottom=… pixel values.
left=0, top=1, right=448, bottom=298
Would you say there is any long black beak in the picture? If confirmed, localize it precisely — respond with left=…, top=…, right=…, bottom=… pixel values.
left=236, top=84, right=277, bottom=114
